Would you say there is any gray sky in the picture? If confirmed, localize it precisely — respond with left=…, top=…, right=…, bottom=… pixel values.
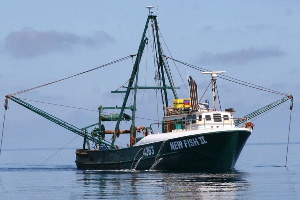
left=0, top=1, right=299, bottom=150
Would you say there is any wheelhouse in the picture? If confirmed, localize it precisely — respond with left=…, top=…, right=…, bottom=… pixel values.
left=162, top=111, right=235, bottom=133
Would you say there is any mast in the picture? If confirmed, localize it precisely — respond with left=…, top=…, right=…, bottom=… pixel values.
left=152, top=16, right=178, bottom=108
left=112, top=9, right=178, bottom=146
left=202, top=71, right=225, bottom=111
left=112, top=17, right=149, bottom=146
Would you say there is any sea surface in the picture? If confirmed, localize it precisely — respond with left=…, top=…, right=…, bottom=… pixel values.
left=0, top=142, right=299, bottom=200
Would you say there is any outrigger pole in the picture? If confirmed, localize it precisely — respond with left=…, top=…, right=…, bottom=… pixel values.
left=5, top=95, right=115, bottom=148
left=234, top=95, right=293, bottom=126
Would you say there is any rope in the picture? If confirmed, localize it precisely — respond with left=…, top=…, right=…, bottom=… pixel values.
left=8, top=55, right=132, bottom=97
left=15, top=98, right=153, bottom=122
left=37, top=135, right=79, bottom=167
left=166, top=56, right=289, bottom=97
left=18, top=97, right=158, bottom=123
left=0, top=111, right=6, bottom=157
left=284, top=107, right=293, bottom=167
left=135, top=116, right=158, bottom=122
left=115, top=79, right=130, bottom=92
left=218, top=75, right=287, bottom=96
left=18, top=98, right=98, bottom=112
left=199, top=81, right=212, bottom=103
left=159, top=31, right=188, bottom=91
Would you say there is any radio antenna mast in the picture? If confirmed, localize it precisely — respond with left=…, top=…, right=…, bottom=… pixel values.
left=202, top=71, right=226, bottom=111
left=157, top=0, right=159, bottom=21
left=146, top=6, right=154, bottom=15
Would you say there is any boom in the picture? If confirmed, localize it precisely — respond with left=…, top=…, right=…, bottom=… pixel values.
left=5, top=95, right=115, bottom=148
left=235, top=95, right=293, bottom=126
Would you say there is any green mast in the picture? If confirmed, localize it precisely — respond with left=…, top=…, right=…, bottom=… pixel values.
left=152, top=16, right=178, bottom=105
left=112, top=16, right=150, bottom=146
left=112, top=13, right=178, bottom=146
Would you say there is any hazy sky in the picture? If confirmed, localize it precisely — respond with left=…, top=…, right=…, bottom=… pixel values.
left=0, top=1, right=299, bottom=152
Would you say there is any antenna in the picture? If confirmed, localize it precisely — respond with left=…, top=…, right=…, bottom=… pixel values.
left=202, top=71, right=226, bottom=80
left=157, top=0, right=159, bottom=20
left=202, top=71, right=226, bottom=111
left=146, top=6, right=154, bottom=15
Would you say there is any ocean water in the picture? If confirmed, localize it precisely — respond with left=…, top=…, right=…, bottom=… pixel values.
left=0, top=143, right=299, bottom=200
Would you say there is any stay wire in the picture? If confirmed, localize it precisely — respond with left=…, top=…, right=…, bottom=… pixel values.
left=218, top=75, right=286, bottom=96
left=0, top=111, right=6, bottom=157
left=167, top=56, right=288, bottom=97
left=37, top=135, right=79, bottom=167
left=14, top=98, right=131, bottom=120
left=199, top=81, right=212, bottom=103
left=8, top=55, right=132, bottom=97
left=18, top=98, right=98, bottom=112
left=284, top=108, right=293, bottom=167
left=159, top=30, right=188, bottom=91
left=215, top=84, right=222, bottom=111
left=151, top=20, right=165, bottom=117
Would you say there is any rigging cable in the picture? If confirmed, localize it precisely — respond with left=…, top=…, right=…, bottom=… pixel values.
left=0, top=99, right=9, bottom=157
left=159, top=31, right=188, bottom=91
left=151, top=24, right=161, bottom=126
left=162, top=55, right=177, bottom=96
left=166, top=56, right=289, bottom=97
left=215, top=83, right=222, bottom=111
left=15, top=98, right=158, bottom=122
left=37, top=135, right=79, bottom=167
left=285, top=97, right=293, bottom=167
left=0, top=112, right=6, bottom=158
left=18, top=98, right=98, bottom=112
left=151, top=18, right=166, bottom=115
left=155, top=32, right=177, bottom=98
left=8, top=55, right=133, bottom=97
left=136, top=37, right=148, bottom=113
left=199, top=81, right=212, bottom=103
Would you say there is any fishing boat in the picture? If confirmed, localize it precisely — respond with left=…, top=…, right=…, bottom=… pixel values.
left=4, top=9, right=293, bottom=171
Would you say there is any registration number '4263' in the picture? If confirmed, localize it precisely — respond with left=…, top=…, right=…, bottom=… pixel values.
left=143, top=146, right=154, bottom=156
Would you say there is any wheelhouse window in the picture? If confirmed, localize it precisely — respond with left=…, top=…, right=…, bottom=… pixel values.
left=205, top=115, right=211, bottom=121
left=192, top=115, right=197, bottom=123
left=223, top=115, right=229, bottom=120
left=213, top=113, right=222, bottom=122
left=186, top=115, right=197, bottom=124
left=199, top=115, right=202, bottom=121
